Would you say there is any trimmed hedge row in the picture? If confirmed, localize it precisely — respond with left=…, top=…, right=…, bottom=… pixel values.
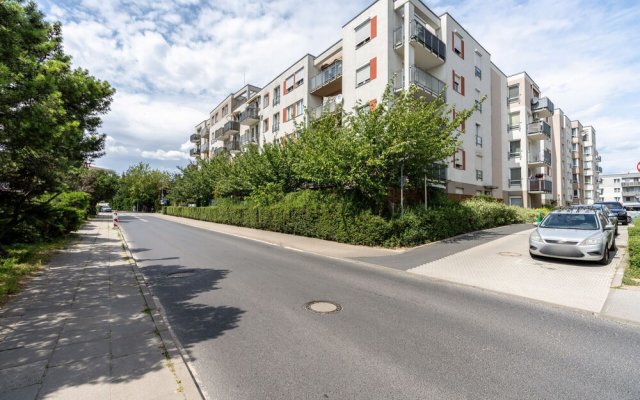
left=629, top=225, right=640, bottom=273
left=165, top=191, right=536, bottom=248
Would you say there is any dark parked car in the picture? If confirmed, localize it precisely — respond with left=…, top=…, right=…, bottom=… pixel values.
left=594, top=201, right=628, bottom=225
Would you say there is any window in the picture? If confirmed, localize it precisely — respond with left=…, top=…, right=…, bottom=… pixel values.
left=263, top=94, right=270, bottom=108
left=508, top=112, right=520, bottom=130
left=509, top=197, right=523, bottom=207
left=509, top=168, right=521, bottom=186
left=572, top=143, right=578, bottom=152
left=222, top=105, right=229, bottom=116
left=614, top=187, right=621, bottom=193
left=272, top=113, right=279, bottom=132
left=475, top=89, right=482, bottom=112
left=474, top=51, right=482, bottom=79
left=452, top=32, right=464, bottom=58
left=356, top=63, right=371, bottom=87
left=284, top=104, right=293, bottom=122
left=355, top=19, right=372, bottom=48
left=273, top=86, right=280, bottom=106
left=585, top=176, right=592, bottom=184
left=452, top=71, right=464, bottom=95
left=476, top=170, right=483, bottom=181
left=453, top=148, right=465, bottom=170
left=475, top=124, right=482, bottom=147
left=284, top=74, right=295, bottom=94
left=262, top=118, right=269, bottom=133
left=614, top=178, right=620, bottom=183
left=294, top=68, right=304, bottom=87
left=295, top=99, right=303, bottom=117
left=508, top=85, right=519, bottom=102
left=584, top=161, right=592, bottom=170
left=509, top=140, right=521, bottom=158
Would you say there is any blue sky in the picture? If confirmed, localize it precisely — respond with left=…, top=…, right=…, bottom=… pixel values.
left=36, top=0, right=640, bottom=175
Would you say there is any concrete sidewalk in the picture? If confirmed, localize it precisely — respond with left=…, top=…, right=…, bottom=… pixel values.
left=0, top=216, right=201, bottom=400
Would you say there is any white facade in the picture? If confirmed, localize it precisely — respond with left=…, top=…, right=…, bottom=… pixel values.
left=600, top=173, right=640, bottom=204
left=189, top=0, right=600, bottom=207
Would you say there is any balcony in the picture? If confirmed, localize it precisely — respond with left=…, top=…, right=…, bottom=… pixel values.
left=529, top=179, right=552, bottom=193
left=531, top=96, right=554, bottom=118
left=310, top=60, right=342, bottom=97
left=223, top=121, right=240, bottom=134
left=239, top=107, right=260, bottom=125
left=225, top=139, right=240, bottom=153
left=425, top=162, right=447, bottom=184
left=189, top=148, right=198, bottom=157
left=622, top=182, right=640, bottom=188
left=213, top=147, right=227, bottom=156
left=528, top=151, right=552, bottom=167
left=190, top=133, right=200, bottom=143
left=527, top=121, right=551, bottom=141
left=240, top=131, right=258, bottom=148
left=393, top=66, right=445, bottom=100
left=309, top=99, right=341, bottom=120
left=393, top=20, right=445, bottom=70
left=214, top=127, right=224, bottom=140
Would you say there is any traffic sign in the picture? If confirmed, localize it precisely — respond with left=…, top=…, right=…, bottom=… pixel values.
left=637, top=161, right=640, bottom=173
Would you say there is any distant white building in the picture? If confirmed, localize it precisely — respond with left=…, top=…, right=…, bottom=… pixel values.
left=599, top=172, right=640, bottom=204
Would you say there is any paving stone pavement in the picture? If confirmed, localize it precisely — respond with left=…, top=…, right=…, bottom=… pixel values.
left=0, top=216, right=202, bottom=400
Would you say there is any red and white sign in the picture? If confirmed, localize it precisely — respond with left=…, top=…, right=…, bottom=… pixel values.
left=637, top=161, right=640, bottom=173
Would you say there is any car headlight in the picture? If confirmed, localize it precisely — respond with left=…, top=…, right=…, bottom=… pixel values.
left=580, top=236, right=603, bottom=246
left=530, top=231, right=542, bottom=242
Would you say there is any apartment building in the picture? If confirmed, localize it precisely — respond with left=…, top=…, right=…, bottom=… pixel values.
left=600, top=173, right=640, bottom=204
left=581, top=126, right=601, bottom=204
left=188, top=0, right=599, bottom=207
left=501, top=73, right=554, bottom=208
left=550, top=109, right=574, bottom=206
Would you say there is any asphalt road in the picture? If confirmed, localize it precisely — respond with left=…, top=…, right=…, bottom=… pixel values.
left=119, top=214, right=640, bottom=400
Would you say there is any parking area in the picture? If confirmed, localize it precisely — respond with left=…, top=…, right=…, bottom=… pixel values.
left=407, top=226, right=627, bottom=313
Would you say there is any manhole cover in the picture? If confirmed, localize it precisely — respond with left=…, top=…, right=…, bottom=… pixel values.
left=166, top=270, right=196, bottom=278
left=305, top=301, right=342, bottom=314
left=498, top=252, right=522, bottom=257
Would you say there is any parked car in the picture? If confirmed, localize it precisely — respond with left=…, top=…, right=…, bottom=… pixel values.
left=569, top=204, right=618, bottom=235
left=529, top=208, right=616, bottom=265
left=100, top=206, right=112, bottom=213
left=594, top=201, right=629, bottom=225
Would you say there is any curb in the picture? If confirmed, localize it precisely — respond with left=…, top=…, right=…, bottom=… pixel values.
left=116, top=226, right=206, bottom=400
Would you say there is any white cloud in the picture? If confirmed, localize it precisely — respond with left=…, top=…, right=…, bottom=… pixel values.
left=140, top=149, right=190, bottom=161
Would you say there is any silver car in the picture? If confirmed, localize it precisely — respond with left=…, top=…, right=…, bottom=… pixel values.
left=529, top=209, right=616, bottom=265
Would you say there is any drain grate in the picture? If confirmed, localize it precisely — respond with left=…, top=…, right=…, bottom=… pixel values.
left=166, top=270, right=197, bottom=278
left=305, top=301, right=342, bottom=314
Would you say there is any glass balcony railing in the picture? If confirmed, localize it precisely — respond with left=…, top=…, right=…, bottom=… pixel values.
left=531, top=96, right=554, bottom=117
left=393, top=21, right=446, bottom=62
left=393, top=66, right=445, bottom=98
left=529, top=179, right=552, bottom=193
left=527, top=121, right=551, bottom=140
left=239, top=107, right=259, bottom=124
left=223, top=121, right=240, bottom=134
left=310, top=60, right=342, bottom=93
left=190, top=133, right=200, bottom=143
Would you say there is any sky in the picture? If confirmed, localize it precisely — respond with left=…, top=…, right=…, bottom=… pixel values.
left=35, top=0, right=640, bottom=176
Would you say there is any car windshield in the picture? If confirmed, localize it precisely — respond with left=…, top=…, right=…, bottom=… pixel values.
left=541, top=213, right=599, bottom=230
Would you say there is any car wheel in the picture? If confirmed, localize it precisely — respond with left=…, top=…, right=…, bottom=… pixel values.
left=598, top=246, right=610, bottom=265
left=610, top=236, right=617, bottom=251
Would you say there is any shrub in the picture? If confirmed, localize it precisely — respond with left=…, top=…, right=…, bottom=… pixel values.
left=166, top=191, right=531, bottom=248
left=626, top=225, right=640, bottom=285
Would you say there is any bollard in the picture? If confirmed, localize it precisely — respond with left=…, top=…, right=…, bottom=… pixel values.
left=113, top=210, right=119, bottom=228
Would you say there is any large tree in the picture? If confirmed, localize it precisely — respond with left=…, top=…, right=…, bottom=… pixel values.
left=113, top=163, right=171, bottom=212
left=0, top=1, right=115, bottom=242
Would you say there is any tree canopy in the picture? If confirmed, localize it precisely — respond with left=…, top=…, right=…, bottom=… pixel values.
left=0, top=0, right=115, bottom=242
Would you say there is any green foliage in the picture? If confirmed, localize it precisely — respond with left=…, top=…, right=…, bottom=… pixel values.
left=166, top=191, right=527, bottom=248
left=0, top=1, right=114, bottom=244
left=624, top=225, right=640, bottom=285
left=0, top=236, right=71, bottom=305
left=66, top=167, right=119, bottom=212
left=112, top=163, right=171, bottom=212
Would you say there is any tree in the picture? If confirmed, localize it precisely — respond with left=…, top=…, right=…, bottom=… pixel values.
left=66, top=167, right=119, bottom=211
left=0, top=1, right=115, bottom=243
left=296, top=84, right=480, bottom=211
left=113, top=163, right=171, bottom=212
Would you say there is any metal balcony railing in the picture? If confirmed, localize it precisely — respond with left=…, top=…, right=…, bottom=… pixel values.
left=529, top=179, right=552, bottom=193
left=190, top=133, right=200, bottom=143
left=223, top=121, right=240, bottom=133
left=531, top=96, right=554, bottom=116
left=393, top=66, right=445, bottom=98
left=393, top=20, right=446, bottom=61
left=528, top=152, right=552, bottom=166
left=310, top=60, right=342, bottom=92
left=527, top=121, right=551, bottom=139
left=239, top=107, right=259, bottom=124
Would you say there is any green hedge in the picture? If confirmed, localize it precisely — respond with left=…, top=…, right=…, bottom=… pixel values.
left=165, top=191, right=531, bottom=247
left=627, top=225, right=640, bottom=284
